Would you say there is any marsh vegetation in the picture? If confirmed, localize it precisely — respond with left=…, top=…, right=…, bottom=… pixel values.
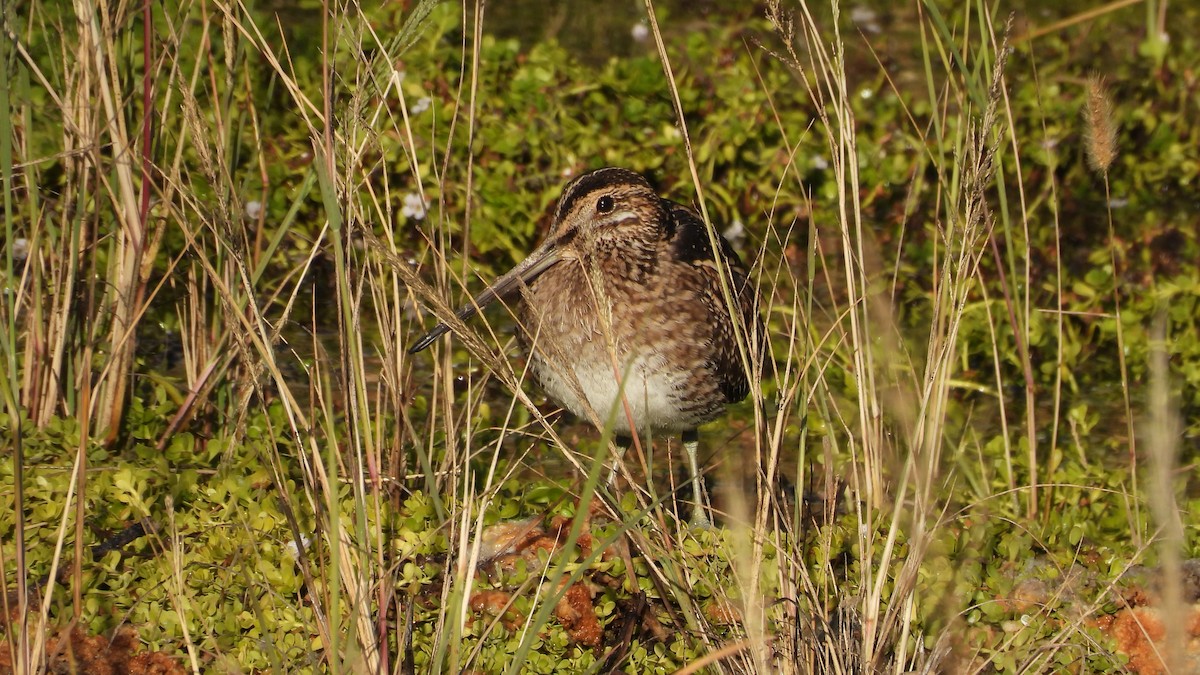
left=1, top=0, right=1198, bottom=672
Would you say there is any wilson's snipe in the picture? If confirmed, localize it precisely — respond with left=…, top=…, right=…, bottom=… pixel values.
left=409, top=167, right=762, bottom=525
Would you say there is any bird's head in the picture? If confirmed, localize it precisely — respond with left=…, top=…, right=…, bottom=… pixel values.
left=407, top=167, right=665, bottom=353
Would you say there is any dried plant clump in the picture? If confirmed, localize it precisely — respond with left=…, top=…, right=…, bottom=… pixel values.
left=464, top=503, right=629, bottom=649
left=0, top=625, right=186, bottom=675
left=1095, top=606, right=1200, bottom=674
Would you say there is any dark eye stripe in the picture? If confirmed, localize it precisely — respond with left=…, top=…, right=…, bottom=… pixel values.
left=552, top=227, right=578, bottom=248
left=553, top=167, right=648, bottom=223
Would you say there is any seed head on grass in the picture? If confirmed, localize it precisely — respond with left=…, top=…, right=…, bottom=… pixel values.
left=1083, top=75, right=1118, bottom=174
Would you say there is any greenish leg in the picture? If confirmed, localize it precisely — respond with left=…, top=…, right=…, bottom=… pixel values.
left=683, top=429, right=710, bottom=527
left=606, top=435, right=631, bottom=487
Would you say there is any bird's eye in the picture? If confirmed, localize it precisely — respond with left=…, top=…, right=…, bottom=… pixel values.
left=596, top=195, right=615, bottom=214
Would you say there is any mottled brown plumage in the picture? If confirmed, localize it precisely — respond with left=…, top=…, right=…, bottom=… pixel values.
left=409, top=167, right=762, bottom=524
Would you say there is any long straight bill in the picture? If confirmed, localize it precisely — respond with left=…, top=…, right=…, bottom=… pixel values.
left=407, top=243, right=563, bottom=353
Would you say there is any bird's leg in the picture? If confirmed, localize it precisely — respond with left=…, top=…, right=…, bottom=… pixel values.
left=683, top=429, right=711, bottom=527
left=607, top=435, right=632, bottom=487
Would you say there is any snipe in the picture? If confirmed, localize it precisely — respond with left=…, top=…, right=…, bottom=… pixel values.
left=409, top=167, right=762, bottom=525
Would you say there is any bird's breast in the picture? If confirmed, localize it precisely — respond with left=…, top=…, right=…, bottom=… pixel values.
left=517, top=261, right=733, bottom=434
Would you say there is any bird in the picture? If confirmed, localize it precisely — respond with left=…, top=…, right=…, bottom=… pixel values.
left=408, top=167, right=762, bottom=525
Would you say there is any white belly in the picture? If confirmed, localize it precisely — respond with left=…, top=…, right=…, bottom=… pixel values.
left=532, top=351, right=692, bottom=435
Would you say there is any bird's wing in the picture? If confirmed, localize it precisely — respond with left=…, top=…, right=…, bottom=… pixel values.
left=664, top=202, right=764, bottom=404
